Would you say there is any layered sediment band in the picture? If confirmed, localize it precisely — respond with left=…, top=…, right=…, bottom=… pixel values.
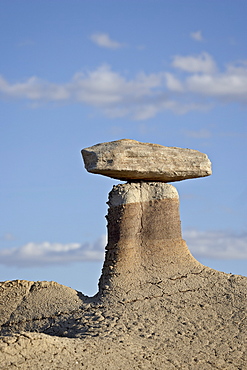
left=108, top=182, right=179, bottom=206
left=107, top=182, right=182, bottom=246
left=98, top=182, right=198, bottom=301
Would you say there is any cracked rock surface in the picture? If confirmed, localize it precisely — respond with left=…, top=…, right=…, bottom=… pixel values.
left=1, top=182, right=246, bottom=369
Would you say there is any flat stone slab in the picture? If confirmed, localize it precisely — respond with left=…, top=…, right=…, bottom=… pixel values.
left=81, top=139, right=212, bottom=182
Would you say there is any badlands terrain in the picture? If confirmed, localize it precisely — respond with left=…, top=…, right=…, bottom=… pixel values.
left=1, top=140, right=246, bottom=369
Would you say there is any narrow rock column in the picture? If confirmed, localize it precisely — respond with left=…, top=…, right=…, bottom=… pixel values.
left=98, top=182, right=198, bottom=302
left=82, top=139, right=211, bottom=302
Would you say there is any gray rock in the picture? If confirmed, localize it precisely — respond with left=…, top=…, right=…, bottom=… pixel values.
left=81, top=139, right=212, bottom=182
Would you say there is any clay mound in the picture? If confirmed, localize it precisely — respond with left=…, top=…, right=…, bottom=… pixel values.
left=0, top=269, right=247, bottom=369
left=0, top=280, right=89, bottom=334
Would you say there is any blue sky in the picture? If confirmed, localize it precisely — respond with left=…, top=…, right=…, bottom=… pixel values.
left=1, top=0, right=247, bottom=296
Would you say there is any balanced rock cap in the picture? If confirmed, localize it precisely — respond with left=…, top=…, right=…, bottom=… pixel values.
left=81, top=139, right=212, bottom=182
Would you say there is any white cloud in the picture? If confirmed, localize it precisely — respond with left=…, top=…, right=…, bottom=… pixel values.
left=0, top=65, right=170, bottom=120
left=165, top=73, right=184, bottom=92
left=0, top=76, right=69, bottom=101
left=184, top=229, right=247, bottom=259
left=0, top=236, right=106, bottom=267
left=172, top=52, right=217, bottom=73
left=185, top=62, right=247, bottom=100
left=1, top=53, right=247, bottom=118
left=1, top=230, right=246, bottom=268
left=190, top=30, right=203, bottom=42
left=90, top=33, right=124, bottom=49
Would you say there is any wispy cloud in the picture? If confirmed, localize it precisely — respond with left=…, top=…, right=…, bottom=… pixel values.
left=190, top=30, right=203, bottom=42
left=172, top=52, right=217, bottom=73
left=1, top=53, right=247, bottom=119
left=1, top=233, right=15, bottom=241
left=184, top=229, right=247, bottom=259
left=165, top=73, right=184, bottom=92
left=184, top=62, right=247, bottom=99
left=0, top=230, right=246, bottom=268
left=0, top=75, right=69, bottom=101
left=90, top=33, right=125, bottom=49
left=0, top=236, right=106, bottom=267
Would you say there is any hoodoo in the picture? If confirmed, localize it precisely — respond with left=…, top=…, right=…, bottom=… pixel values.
left=98, top=182, right=202, bottom=302
left=0, top=139, right=246, bottom=369
left=82, top=140, right=212, bottom=302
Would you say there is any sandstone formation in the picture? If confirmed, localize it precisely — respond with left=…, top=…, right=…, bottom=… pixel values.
left=0, top=140, right=246, bottom=369
left=81, top=139, right=212, bottom=182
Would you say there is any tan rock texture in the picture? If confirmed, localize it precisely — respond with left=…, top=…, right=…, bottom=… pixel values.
left=81, top=139, right=212, bottom=182
left=0, top=182, right=246, bottom=369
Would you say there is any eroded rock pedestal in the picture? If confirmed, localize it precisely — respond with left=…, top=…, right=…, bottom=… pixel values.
left=0, top=140, right=246, bottom=369
left=98, top=182, right=202, bottom=303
